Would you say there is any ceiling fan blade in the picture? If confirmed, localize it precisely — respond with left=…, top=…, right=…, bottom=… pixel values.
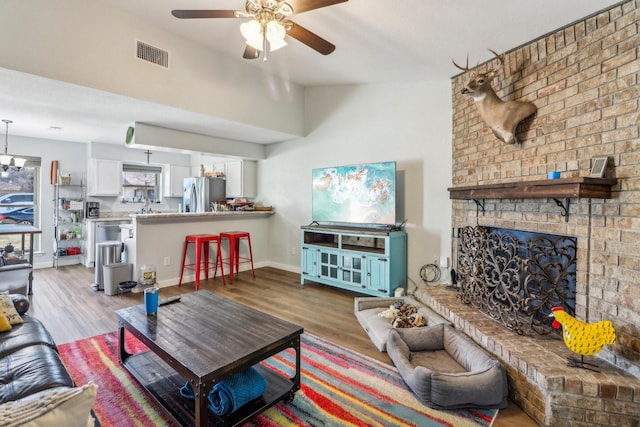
left=286, top=21, right=336, bottom=55
left=288, top=0, right=348, bottom=14
left=243, top=45, right=260, bottom=60
left=171, top=10, right=237, bottom=19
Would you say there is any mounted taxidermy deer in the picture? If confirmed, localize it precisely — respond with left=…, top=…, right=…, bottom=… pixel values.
left=453, top=50, right=537, bottom=144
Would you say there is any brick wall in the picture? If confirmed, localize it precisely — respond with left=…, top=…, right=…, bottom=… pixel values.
left=450, top=0, right=639, bottom=375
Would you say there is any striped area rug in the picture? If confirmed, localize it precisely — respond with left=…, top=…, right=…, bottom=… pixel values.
left=58, top=332, right=497, bottom=427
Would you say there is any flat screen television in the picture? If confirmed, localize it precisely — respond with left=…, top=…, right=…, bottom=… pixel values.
left=312, top=161, right=396, bottom=227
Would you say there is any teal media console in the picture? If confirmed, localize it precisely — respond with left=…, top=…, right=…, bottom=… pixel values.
left=300, top=225, right=407, bottom=297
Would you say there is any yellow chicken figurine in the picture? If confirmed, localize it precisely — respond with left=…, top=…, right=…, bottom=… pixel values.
left=551, top=307, right=616, bottom=371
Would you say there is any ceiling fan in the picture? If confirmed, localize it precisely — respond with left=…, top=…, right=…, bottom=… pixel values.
left=172, top=0, right=348, bottom=61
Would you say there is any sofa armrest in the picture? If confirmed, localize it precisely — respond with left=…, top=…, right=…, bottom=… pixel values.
left=0, top=263, right=32, bottom=272
left=0, top=263, right=31, bottom=296
left=10, top=293, right=30, bottom=315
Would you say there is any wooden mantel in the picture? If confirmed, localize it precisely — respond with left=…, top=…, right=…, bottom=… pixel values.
left=448, top=177, right=618, bottom=200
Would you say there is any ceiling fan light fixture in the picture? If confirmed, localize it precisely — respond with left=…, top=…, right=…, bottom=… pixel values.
left=266, top=20, right=287, bottom=51
left=240, top=20, right=264, bottom=51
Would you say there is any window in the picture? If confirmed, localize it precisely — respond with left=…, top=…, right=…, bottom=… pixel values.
left=121, top=164, right=162, bottom=203
left=0, top=159, right=40, bottom=255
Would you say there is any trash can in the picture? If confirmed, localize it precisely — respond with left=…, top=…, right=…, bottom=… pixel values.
left=103, top=263, right=133, bottom=296
left=93, top=241, right=123, bottom=291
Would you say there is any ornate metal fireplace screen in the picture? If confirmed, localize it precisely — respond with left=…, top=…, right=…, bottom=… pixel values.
left=455, top=226, right=576, bottom=336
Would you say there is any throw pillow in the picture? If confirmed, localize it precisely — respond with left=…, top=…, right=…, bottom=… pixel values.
left=0, top=313, right=12, bottom=332
left=0, top=382, right=98, bottom=427
left=0, top=292, right=23, bottom=325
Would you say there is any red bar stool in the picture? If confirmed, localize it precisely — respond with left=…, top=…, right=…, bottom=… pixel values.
left=219, top=231, right=255, bottom=283
left=179, top=234, right=225, bottom=290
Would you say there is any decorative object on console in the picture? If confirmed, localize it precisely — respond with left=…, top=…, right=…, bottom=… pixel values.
left=589, top=155, right=609, bottom=178
left=453, top=50, right=537, bottom=144
left=551, top=307, right=616, bottom=372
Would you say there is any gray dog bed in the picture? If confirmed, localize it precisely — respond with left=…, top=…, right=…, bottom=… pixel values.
left=387, top=324, right=508, bottom=410
left=354, top=296, right=450, bottom=352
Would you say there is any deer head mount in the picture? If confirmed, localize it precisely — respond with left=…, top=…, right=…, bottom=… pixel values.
left=453, top=50, right=537, bottom=144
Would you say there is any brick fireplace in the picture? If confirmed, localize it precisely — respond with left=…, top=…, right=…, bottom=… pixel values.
left=442, top=1, right=640, bottom=425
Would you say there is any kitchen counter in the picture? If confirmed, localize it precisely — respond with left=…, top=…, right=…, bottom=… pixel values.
left=130, top=210, right=274, bottom=221
left=85, top=216, right=133, bottom=222
left=125, top=210, right=275, bottom=289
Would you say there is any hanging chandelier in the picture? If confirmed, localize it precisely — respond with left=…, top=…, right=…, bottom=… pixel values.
left=0, top=120, right=26, bottom=172
left=236, top=0, right=292, bottom=60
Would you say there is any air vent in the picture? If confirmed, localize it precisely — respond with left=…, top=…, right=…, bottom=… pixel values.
left=136, top=40, right=169, bottom=68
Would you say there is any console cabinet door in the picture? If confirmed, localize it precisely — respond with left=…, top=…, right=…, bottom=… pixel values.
left=301, top=246, right=318, bottom=278
left=340, top=253, right=365, bottom=287
left=367, top=257, right=389, bottom=293
left=318, top=248, right=340, bottom=281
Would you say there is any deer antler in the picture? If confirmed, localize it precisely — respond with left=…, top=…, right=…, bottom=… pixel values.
left=453, top=49, right=505, bottom=73
left=452, top=54, right=472, bottom=72
left=488, top=49, right=505, bottom=65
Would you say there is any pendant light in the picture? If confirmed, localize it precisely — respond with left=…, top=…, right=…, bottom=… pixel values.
left=0, top=120, right=26, bottom=172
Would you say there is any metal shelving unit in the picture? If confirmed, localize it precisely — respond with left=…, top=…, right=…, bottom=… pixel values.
left=53, top=180, right=85, bottom=268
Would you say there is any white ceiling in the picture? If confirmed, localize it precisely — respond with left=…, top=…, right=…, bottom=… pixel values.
left=1, top=0, right=621, bottom=147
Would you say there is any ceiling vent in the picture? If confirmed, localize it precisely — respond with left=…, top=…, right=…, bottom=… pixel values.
left=136, top=40, right=169, bottom=68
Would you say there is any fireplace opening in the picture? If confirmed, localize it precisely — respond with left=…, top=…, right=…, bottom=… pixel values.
left=454, top=225, right=577, bottom=336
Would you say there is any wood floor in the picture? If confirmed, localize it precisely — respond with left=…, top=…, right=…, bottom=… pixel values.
left=29, top=265, right=537, bottom=426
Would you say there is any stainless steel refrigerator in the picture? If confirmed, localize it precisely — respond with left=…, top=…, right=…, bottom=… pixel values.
left=183, top=177, right=226, bottom=213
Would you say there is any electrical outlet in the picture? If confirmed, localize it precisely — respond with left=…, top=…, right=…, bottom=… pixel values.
left=163, top=256, right=170, bottom=266
left=440, top=256, right=449, bottom=268
left=433, top=256, right=439, bottom=265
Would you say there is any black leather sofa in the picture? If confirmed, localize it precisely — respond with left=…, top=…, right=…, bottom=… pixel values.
left=0, top=294, right=100, bottom=426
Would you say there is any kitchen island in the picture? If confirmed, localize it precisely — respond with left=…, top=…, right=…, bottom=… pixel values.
left=126, top=211, right=274, bottom=290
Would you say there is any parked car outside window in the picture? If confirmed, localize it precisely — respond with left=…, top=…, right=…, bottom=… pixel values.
left=0, top=193, right=34, bottom=213
left=0, top=207, right=34, bottom=225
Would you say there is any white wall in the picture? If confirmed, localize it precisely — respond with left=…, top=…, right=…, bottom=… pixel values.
left=261, top=81, right=453, bottom=290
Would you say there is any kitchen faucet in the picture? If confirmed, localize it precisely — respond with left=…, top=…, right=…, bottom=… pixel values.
left=141, top=195, right=152, bottom=213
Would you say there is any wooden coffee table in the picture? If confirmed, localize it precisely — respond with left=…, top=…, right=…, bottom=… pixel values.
left=115, top=290, right=303, bottom=427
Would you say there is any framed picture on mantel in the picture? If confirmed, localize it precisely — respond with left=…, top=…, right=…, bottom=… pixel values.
left=589, top=156, right=609, bottom=178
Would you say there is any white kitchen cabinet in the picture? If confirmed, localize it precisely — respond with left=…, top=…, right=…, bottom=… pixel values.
left=162, top=164, right=190, bottom=197
left=225, top=160, right=256, bottom=198
left=87, top=158, right=122, bottom=196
